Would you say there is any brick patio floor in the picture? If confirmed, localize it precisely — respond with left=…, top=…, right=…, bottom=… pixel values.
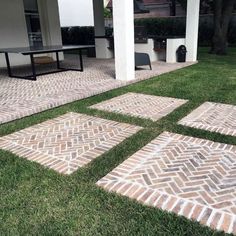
left=0, top=112, right=141, bottom=174
left=97, top=132, right=236, bottom=234
left=90, top=92, right=188, bottom=121
left=179, top=102, right=236, bottom=137
left=0, top=55, right=194, bottom=124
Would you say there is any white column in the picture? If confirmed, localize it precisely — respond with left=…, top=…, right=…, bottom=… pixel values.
left=185, top=0, right=200, bottom=62
left=93, top=0, right=112, bottom=58
left=104, top=0, right=110, bottom=7
left=93, top=0, right=105, bottom=36
left=113, top=0, right=135, bottom=81
left=38, top=0, right=63, bottom=60
left=0, top=0, right=29, bottom=67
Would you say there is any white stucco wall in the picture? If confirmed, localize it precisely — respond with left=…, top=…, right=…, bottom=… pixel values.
left=58, top=0, right=109, bottom=27
left=58, top=0, right=94, bottom=27
left=166, top=38, right=186, bottom=63
left=0, top=0, right=30, bottom=67
left=104, top=0, right=110, bottom=7
left=185, top=0, right=200, bottom=62
left=0, top=0, right=63, bottom=68
left=135, top=39, right=159, bottom=62
left=39, top=0, right=63, bottom=60
left=39, top=0, right=62, bottom=47
left=113, top=0, right=135, bottom=81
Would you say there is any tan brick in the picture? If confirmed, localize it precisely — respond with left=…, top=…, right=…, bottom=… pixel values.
left=232, top=220, right=236, bottom=235
left=172, top=199, right=185, bottom=215
left=190, top=205, right=204, bottom=220
left=96, top=132, right=236, bottom=235
left=181, top=202, right=194, bottom=217
left=146, top=192, right=161, bottom=206
left=90, top=93, right=188, bottom=121
left=125, top=184, right=140, bottom=198
left=179, top=102, right=236, bottom=137
left=139, top=189, right=155, bottom=203
left=219, top=214, right=232, bottom=233
left=200, top=208, right=213, bottom=225
left=210, top=212, right=222, bottom=229
left=164, top=196, right=178, bottom=211
left=0, top=56, right=194, bottom=125
left=132, top=187, right=146, bottom=200
left=0, top=113, right=141, bottom=175
left=155, top=194, right=169, bottom=208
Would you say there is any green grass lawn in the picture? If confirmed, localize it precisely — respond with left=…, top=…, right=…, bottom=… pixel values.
left=0, top=48, right=236, bottom=236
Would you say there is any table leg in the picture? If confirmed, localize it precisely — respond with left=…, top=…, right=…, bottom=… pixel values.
left=5, top=53, right=12, bottom=77
left=79, top=49, right=83, bottom=72
left=56, top=52, right=60, bottom=69
left=30, top=54, right=36, bottom=81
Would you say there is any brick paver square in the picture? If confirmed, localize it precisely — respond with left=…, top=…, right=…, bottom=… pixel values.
left=97, top=132, right=236, bottom=234
left=0, top=113, right=142, bottom=174
left=178, top=102, right=236, bottom=137
left=90, top=93, right=188, bottom=121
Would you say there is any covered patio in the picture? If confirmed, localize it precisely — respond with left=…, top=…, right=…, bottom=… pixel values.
left=0, top=55, right=194, bottom=124
left=93, top=0, right=200, bottom=80
left=0, top=0, right=200, bottom=79
left=0, top=0, right=200, bottom=123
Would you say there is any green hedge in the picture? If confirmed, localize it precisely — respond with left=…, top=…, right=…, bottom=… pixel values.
left=135, top=17, right=186, bottom=37
left=135, top=16, right=236, bottom=46
left=61, top=15, right=236, bottom=47
left=61, top=26, right=114, bottom=45
left=135, top=17, right=214, bottom=46
left=61, top=27, right=95, bottom=45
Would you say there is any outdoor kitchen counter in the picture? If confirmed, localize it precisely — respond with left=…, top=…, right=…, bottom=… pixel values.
left=95, top=36, right=186, bottom=63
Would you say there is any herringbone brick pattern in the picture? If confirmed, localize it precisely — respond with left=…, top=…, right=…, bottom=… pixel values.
left=0, top=55, right=194, bottom=125
left=90, top=93, right=188, bottom=121
left=97, top=132, right=236, bottom=234
left=0, top=112, right=142, bottom=174
left=179, top=102, right=236, bottom=137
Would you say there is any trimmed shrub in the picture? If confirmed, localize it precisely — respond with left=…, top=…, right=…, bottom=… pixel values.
left=61, top=15, right=236, bottom=47
left=135, top=17, right=186, bottom=37
left=61, top=27, right=95, bottom=45
left=135, top=16, right=236, bottom=46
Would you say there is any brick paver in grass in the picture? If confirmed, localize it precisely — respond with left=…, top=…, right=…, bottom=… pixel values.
left=0, top=113, right=142, bottom=174
left=97, top=132, right=236, bottom=234
left=90, top=93, right=188, bottom=121
left=178, top=102, right=236, bottom=137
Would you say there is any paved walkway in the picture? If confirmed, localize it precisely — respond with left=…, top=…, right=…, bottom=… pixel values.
left=1, top=56, right=235, bottom=235
left=90, top=92, right=188, bottom=121
left=97, top=131, right=236, bottom=234
left=179, top=102, right=236, bottom=137
left=0, top=112, right=141, bottom=174
left=0, top=56, right=194, bottom=124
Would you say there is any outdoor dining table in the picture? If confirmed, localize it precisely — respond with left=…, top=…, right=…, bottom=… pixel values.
left=0, top=45, right=95, bottom=81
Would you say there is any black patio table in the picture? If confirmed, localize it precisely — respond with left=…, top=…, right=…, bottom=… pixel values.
left=0, top=45, right=95, bottom=81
